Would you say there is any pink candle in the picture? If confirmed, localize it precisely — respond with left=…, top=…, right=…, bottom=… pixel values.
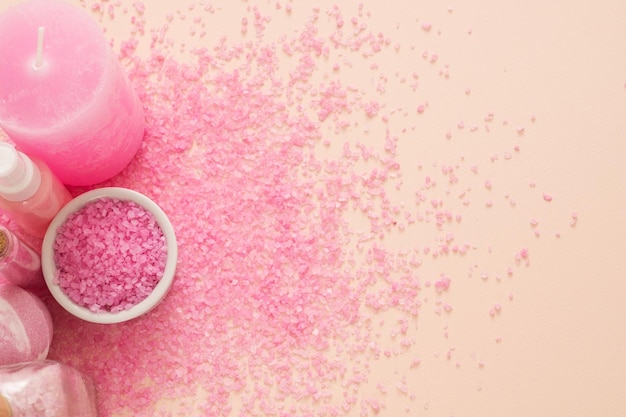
left=0, top=0, right=145, bottom=186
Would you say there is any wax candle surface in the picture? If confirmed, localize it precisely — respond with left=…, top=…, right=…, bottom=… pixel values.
left=0, top=0, right=145, bottom=186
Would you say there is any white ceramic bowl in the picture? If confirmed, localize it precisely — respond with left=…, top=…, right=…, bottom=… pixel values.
left=42, top=187, right=177, bottom=324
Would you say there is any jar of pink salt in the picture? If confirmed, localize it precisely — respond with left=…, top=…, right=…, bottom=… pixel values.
left=0, top=360, right=98, bottom=417
left=0, top=284, right=53, bottom=367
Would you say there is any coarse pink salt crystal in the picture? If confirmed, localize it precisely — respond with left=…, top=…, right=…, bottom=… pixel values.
left=434, top=276, right=451, bottom=293
left=364, top=101, right=381, bottom=117
left=132, top=1, right=145, bottom=14
left=53, top=198, right=167, bottom=313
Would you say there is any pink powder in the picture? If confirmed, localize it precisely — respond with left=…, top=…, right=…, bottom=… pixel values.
left=53, top=198, right=167, bottom=313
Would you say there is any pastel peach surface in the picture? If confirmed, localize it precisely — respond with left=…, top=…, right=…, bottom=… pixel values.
left=0, top=0, right=625, bottom=416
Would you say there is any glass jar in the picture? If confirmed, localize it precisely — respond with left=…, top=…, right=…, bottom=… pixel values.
left=0, top=360, right=98, bottom=417
left=0, top=225, right=42, bottom=288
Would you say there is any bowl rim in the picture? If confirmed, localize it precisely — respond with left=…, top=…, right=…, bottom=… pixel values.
left=42, top=187, right=178, bottom=324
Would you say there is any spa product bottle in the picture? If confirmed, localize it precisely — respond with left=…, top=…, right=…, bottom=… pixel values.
left=0, top=225, right=42, bottom=288
left=0, top=360, right=98, bottom=417
left=0, top=143, right=72, bottom=239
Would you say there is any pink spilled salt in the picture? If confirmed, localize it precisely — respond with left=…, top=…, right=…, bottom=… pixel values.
left=434, top=276, right=451, bottom=293
left=53, top=198, right=167, bottom=313
left=23, top=2, right=580, bottom=416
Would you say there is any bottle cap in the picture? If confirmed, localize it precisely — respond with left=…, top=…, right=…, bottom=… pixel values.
left=0, top=143, right=42, bottom=202
left=0, top=227, right=9, bottom=258
left=0, top=393, right=12, bottom=417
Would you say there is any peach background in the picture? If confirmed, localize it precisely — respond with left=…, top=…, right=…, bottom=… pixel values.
left=1, top=0, right=625, bottom=416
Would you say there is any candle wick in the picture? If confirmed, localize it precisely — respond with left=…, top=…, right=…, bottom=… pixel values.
left=34, top=26, right=45, bottom=70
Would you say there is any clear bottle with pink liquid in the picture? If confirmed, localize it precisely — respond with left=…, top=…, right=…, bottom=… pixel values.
left=0, top=143, right=72, bottom=239
left=0, top=360, right=98, bottom=417
left=0, top=225, right=42, bottom=288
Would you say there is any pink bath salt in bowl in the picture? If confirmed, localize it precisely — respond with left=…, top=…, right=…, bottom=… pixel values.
left=42, top=187, right=177, bottom=324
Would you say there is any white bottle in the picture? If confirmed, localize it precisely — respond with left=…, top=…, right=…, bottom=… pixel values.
left=0, top=143, right=72, bottom=239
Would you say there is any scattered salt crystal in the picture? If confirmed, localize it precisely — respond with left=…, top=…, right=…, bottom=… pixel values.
left=434, top=276, right=451, bottom=293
